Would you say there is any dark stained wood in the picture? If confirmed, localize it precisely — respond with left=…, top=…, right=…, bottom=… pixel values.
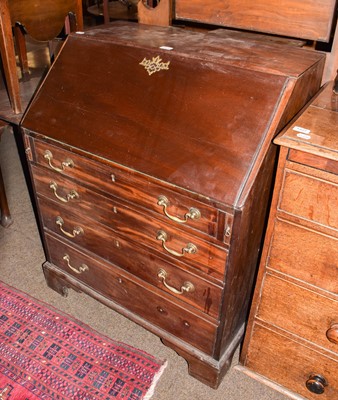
left=175, top=0, right=337, bottom=42
left=216, top=143, right=278, bottom=357
left=42, top=244, right=219, bottom=354
left=45, top=232, right=223, bottom=319
left=37, top=197, right=227, bottom=280
left=21, top=22, right=325, bottom=387
left=0, top=120, right=12, bottom=227
left=30, top=141, right=220, bottom=238
left=23, top=22, right=325, bottom=207
left=241, top=82, right=338, bottom=398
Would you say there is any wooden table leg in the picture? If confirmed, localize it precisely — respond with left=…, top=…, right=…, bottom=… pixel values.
left=0, top=0, right=22, bottom=114
left=0, top=122, right=12, bottom=227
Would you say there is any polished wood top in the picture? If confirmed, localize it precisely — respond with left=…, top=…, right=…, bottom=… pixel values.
left=275, top=82, right=338, bottom=161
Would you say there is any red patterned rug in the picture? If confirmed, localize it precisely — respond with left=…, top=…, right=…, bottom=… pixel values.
left=0, top=281, right=166, bottom=399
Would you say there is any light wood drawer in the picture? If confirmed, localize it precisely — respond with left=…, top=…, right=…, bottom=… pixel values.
left=246, top=324, right=338, bottom=400
left=278, top=168, right=338, bottom=230
left=37, top=197, right=227, bottom=281
left=44, top=232, right=223, bottom=320
left=44, top=233, right=218, bottom=355
left=268, top=218, right=338, bottom=294
left=30, top=138, right=222, bottom=238
left=288, top=149, right=338, bottom=176
left=257, top=273, right=338, bottom=354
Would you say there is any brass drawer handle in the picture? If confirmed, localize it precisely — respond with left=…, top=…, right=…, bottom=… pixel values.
left=156, top=230, right=197, bottom=257
left=63, top=254, right=88, bottom=274
left=157, top=195, right=201, bottom=224
left=49, top=181, right=79, bottom=203
left=44, top=150, right=74, bottom=173
left=326, top=323, right=338, bottom=344
left=157, top=268, right=195, bottom=294
left=55, top=216, right=84, bottom=238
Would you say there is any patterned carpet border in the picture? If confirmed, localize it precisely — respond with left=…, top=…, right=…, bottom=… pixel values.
left=0, top=280, right=167, bottom=399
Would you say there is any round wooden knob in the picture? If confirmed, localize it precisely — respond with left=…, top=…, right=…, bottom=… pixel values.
left=326, top=323, right=338, bottom=344
left=306, top=374, right=327, bottom=394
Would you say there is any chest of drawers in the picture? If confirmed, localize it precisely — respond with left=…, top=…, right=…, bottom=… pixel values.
left=21, top=21, right=325, bottom=388
left=241, top=82, right=338, bottom=398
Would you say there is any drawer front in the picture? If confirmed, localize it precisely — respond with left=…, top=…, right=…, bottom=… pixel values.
left=246, top=324, right=338, bottom=400
left=31, top=164, right=120, bottom=227
left=37, top=197, right=227, bottom=280
left=257, top=273, right=338, bottom=354
left=268, top=219, right=338, bottom=294
left=45, top=233, right=222, bottom=319
left=31, top=138, right=221, bottom=238
left=278, top=168, right=338, bottom=230
left=44, top=234, right=218, bottom=355
left=288, top=149, right=338, bottom=176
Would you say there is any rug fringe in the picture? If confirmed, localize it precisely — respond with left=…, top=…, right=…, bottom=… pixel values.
left=144, top=360, right=168, bottom=400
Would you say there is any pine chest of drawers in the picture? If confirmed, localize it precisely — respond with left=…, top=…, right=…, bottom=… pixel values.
left=241, top=82, right=338, bottom=398
left=21, top=21, right=325, bottom=388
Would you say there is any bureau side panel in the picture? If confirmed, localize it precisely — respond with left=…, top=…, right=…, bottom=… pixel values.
left=215, top=143, right=278, bottom=358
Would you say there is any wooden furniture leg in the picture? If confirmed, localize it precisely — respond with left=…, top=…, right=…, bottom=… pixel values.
left=14, top=24, right=29, bottom=76
left=0, top=122, right=12, bottom=227
left=103, top=0, right=110, bottom=24
left=0, top=0, right=22, bottom=114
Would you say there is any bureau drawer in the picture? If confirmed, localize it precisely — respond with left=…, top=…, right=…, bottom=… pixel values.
left=45, top=233, right=223, bottom=319
left=278, top=168, right=338, bottom=230
left=37, top=197, right=227, bottom=281
left=257, top=273, right=338, bottom=354
left=246, top=324, right=338, bottom=400
left=268, top=219, right=338, bottom=294
left=30, top=138, right=221, bottom=238
left=43, top=234, right=218, bottom=355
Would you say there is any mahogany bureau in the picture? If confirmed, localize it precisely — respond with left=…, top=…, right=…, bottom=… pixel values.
left=21, top=21, right=325, bottom=388
left=241, top=82, right=338, bottom=398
